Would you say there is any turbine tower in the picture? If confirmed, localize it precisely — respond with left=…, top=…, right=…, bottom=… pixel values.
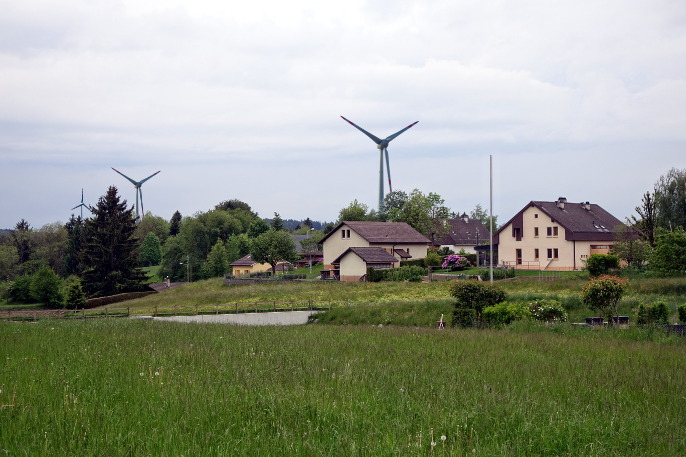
left=71, top=188, right=90, bottom=219
left=112, top=168, right=161, bottom=220
left=341, top=116, right=418, bottom=211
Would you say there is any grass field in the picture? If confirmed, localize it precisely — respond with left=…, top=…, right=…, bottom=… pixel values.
left=1, top=319, right=685, bottom=456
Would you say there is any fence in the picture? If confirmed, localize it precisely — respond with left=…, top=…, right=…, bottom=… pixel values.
left=0, top=301, right=347, bottom=322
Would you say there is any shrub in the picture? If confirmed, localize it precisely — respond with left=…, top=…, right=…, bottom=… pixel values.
left=581, top=275, right=627, bottom=325
left=65, top=278, right=87, bottom=309
left=30, top=266, right=64, bottom=307
left=483, top=301, right=531, bottom=326
left=450, top=281, right=506, bottom=327
left=451, top=308, right=477, bottom=328
left=637, top=301, right=671, bottom=325
left=442, top=254, right=470, bottom=271
left=478, top=267, right=515, bottom=281
left=400, top=258, right=427, bottom=268
left=528, top=299, right=568, bottom=322
left=585, top=254, right=620, bottom=277
left=7, top=275, right=33, bottom=303
left=367, top=266, right=427, bottom=282
left=679, top=305, right=686, bottom=324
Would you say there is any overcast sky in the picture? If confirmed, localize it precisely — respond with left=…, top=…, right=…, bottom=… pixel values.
left=1, top=0, right=685, bottom=230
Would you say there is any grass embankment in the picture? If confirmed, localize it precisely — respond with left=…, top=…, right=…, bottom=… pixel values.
left=1, top=319, right=685, bottom=456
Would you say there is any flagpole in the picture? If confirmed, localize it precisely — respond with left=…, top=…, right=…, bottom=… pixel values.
left=489, top=154, right=494, bottom=284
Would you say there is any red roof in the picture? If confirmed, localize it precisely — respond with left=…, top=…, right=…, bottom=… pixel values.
left=320, top=221, right=431, bottom=245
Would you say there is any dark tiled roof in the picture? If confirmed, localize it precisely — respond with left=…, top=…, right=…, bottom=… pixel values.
left=332, top=247, right=399, bottom=264
left=433, top=218, right=490, bottom=246
left=494, top=200, right=625, bottom=243
left=320, top=221, right=431, bottom=245
left=229, top=254, right=255, bottom=266
left=394, top=248, right=412, bottom=258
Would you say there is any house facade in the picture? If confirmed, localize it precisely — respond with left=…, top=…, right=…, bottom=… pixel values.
left=229, top=254, right=272, bottom=276
left=494, top=198, right=624, bottom=271
left=320, top=221, right=431, bottom=281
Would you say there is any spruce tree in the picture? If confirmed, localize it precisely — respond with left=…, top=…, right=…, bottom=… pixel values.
left=169, top=210, right=182, bottom=237
left=82, top=186, right=147, bottom=297
left=63, top=214, right=87, bottom=276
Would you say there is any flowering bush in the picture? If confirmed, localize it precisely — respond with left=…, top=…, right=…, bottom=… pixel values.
left=442, top=254, right=470, bottom=271
left=528, top=299, right=568, bottom=322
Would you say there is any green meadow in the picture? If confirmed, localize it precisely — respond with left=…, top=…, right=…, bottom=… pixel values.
left=1, top=318, right=685, bottom=456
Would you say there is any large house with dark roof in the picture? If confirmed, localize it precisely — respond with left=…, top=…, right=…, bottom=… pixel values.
left=432, top=213, right=490, bottom=255
left=320, top=221, right=431, bottom=281
left=494, top=197, right=624, bottom=271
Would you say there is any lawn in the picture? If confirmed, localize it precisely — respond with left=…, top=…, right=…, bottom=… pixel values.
left=1, top=319, right=685, bottom=456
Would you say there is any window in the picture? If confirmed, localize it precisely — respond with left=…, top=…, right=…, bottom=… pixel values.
left=546, top=226, right=559, bottom=237
left=534, top=227, right=539, bottom=237
left=547, top=248, right=553, bottom=259
left=516, top=249, right=522, bottom=265
left=534, top=248, right=539, bottom=259
left=554, top=248, right=559, bottom=259
left=341, top=229, right=351, bottom=239
left=534, top=214, right=538, bottom=218
left=553, top=227, right=558, bottom=237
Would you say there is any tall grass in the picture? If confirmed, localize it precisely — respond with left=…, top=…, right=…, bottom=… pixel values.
left=1, top=320, right=685, bottom=456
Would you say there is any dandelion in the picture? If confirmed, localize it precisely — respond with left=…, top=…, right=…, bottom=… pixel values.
left=154, top=371, right=159, bottom=376
left=139, top=373, right=144, bottom=376
left=441, top=435, right=446, bottom=441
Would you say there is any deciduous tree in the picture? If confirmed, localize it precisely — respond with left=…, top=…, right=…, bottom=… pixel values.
left=581, top=275, right=627, bottom=325
left=250, top=230, right=297, bottom=275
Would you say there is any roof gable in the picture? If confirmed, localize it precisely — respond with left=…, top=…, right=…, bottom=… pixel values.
left=320, top=221, right=431, bottom=245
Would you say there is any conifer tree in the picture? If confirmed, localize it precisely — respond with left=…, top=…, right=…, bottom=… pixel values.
left=81, top=186, right=147, bottom=297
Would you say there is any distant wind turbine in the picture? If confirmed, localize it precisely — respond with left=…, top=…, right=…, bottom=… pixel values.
left=71, top=188, right=91, bottom=219
left=111, top=168, right=161, bottom=220
left=340, top=116, right=418, bottom=211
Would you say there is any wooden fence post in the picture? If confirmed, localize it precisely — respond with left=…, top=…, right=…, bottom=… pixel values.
left=127, top=307, right=130, bottom=317
left=154, top=305, right=158, bottom=317
left=195, top=304, right=199, bottom=315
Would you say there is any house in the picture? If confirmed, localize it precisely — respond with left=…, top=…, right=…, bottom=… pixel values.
left=494, top=198, right=624, bottom=271
left=320, top=221, right=431, bottom=281
left=229, top=254, right=272, bottom=276
left=432, top=213, right=490, bottom=255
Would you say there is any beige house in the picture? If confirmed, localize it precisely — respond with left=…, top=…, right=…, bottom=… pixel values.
left=229, top=254, right=272, bottom=276
left=494, top=198, right=624, bottom=271
left=320, top=221, right=431, bottom=281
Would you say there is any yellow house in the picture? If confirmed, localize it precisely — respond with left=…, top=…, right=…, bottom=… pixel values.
left=229, top=254, right=272, bottom=276
left=320, top=221, right=431, bottom=281
left=494, top=198, right=624, bottom=271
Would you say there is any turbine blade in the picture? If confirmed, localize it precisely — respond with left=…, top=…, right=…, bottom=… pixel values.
left=139, top=187, right=144, bottom=217
left=340, top=116, right=383, bottom=145
left=384, top=121, right=419, bottom=143
left=112, top=167, right=139, bottom=186
left=139, top=170, right=161, bottom=185
left=81, top=188, right=84, bottom=204
left=384, top=148, right=393, bottom=193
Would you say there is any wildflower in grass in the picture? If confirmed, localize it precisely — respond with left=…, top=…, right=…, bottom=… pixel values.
left=441, top=435, right=446, bottom=441
left=154, top=371, right=159, bottom=376
left=139, top=373, right=144, bottom=376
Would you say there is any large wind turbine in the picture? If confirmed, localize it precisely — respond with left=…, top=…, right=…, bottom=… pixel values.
left=71, top=188, right=91, bottom=219
left=112, top=168, right=161, bottom=220
left=340, top=116, right=418, bottom=211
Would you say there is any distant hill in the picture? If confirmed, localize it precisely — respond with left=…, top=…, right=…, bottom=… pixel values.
left=0, top=229, right=11, bottom=239
left=263, top=218, right=330, bottom=231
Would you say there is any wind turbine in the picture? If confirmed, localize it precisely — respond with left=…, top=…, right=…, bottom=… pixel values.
left=112, top=168, right=161, bottom=220
left=340, top=116, right=418, bottom=211
left=71, top=188, right=91, bottom=219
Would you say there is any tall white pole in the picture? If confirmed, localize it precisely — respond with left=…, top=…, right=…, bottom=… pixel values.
left=489, top=154, right=494, bottom=284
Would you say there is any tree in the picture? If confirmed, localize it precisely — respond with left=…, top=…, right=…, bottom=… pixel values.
left=338, top=199, right=372, bottom=223
left=226, top=233, right=252, bottom=264
left=63, top=215, right=87, bottom=277
left=10, top=219, right=33, bottom=264
left=449, top=281, right=506, bottom=327
left=159, top=235, right=187, bottom=282
left=581, top=275, right=627, bottom=325
left=205, top=239, right=228, bottom=277
left=631, top=191, right=657, bottom=247
left=135, top=213, right=170, bottom=245
left=654, top=168, right=686, bottom=231
left=32, top=222, right=68, bottom=276
left=612, top=224, right=651, bottom=269
left=169, top=211, right=182, bottom=237
left=270, top=212, right=285, bottom=231
left=139, top=233, right=162, bottom=266
left=30, top=265, right=63, bottom=307
left=303, top=218, right=313, bottom=229
left=247, top=219, right=270, bottom=238
left=214, top=199, right=254, bottom=214
left=64, top=277, right=87, bottom=309
left=650, top=227, right=686, bottom=273
left=382, top=189, right=451, bottom=237
left=470, top=204, right=499, bottom=233
left=249, top=230, right=297, bottom=275
left=0, top=245, right=19, bottom=280
left=584, top=254, right=620, bottom=277
left=81, top=186, right=147, bottom=297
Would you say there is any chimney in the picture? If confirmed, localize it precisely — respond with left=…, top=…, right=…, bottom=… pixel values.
left=461, top=212, right=469, bottom=223
left=556, top=197, right=567, bottom=209
left=582, top=201, right=591, bottom=210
